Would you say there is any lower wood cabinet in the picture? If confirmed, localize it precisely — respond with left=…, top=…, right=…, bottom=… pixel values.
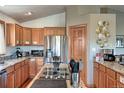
left=94, top=67, right=99, bottom=88
left=94, top=62, right=124, bottom=88
left=106, top=75, right=117, bottom=88
left=98, top=70, right=106, bottom=88
left=29, top=58, right=43, bottom=78
left=6, top=66, right=15, bottom=88
left=14, top=63, right=21, bottom=88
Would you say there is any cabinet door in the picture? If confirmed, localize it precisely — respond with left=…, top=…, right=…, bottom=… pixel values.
left=6, top=72, right=15, bottom=88
left=24, top=60, right=29, bottom=82
left=106, top=75, right=117, bottom=88
left=15, top=68, right=21, bottom=88
left=15, top=24, right=23, bottom=45
left=36, top=58, right=43, bottom=73
left=29, top=59, right=36, bottom=78
left=25, top=63, right=29, bottom=81
left=23, top=27, right=31, bottom=45
left=6, top=23, right=15, bottom=46
left=21, top=65, right=25, bottom=85
left=39, top=28, right=44, bottom=45
left=6, top=24, right=11, bottom=46
left=98, top=70, right=106, bottom=88
left=31, top=28, right=44, bottom=45
left=94, top=67, right=99, bottom=88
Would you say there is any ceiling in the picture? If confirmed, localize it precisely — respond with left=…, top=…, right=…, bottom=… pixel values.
left=0, top=5, right=65, bottom=22
left=0, top=5, right=124, bottom=23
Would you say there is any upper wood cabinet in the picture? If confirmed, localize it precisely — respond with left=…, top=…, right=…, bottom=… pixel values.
left=22, top=27, right=32, bottom=45
left=6, top=23, right=15, bottom=46
left=31, top=28, right=44, bottom=45
left=6, top=24, right=23, bottom=46
left=44, top=27, right=65, bottom=36
left=15, top=24, right=23, bottom=46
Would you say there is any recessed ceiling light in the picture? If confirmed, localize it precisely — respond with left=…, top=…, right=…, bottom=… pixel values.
left=25, top=12, right=32, bottom=16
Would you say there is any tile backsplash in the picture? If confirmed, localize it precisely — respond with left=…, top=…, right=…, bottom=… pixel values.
left=5, top=46, right=44, bottom=56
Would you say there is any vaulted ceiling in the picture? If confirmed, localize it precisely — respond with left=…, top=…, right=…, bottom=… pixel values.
left=0, top=5, right=65, bottom=22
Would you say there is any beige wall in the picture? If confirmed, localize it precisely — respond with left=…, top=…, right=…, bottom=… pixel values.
left=21, top=13, right=65, bottom=28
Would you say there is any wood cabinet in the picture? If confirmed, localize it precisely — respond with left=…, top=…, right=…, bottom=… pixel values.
left=24, top=59, right=29, bottom=82
left=36, top=58, right=44, bottom=73
left=31, top=28, right=44, bottom=45
left=94, top=67, right=99, bottom=88
left=15, top=24, right=23, bottom=45
left=6, top=66, right=15, bottom=88
left=94, top=62, right=119, bottom=88
left=44, top=27, right=65, bottom=36
left=106, top=75, right=117, bottom=88
left=29, top=58, right=37, bottom=78
left=22, top=27, right=32, bottom=45
left=21, top=61, right=25, bottom=85
left=14, top=63, right=21, bottom=88
left=29, top=58, right=43, bottom=78
left=6, top=23, right=21, bottom=46
left=98, top=65, right=106, bottom=88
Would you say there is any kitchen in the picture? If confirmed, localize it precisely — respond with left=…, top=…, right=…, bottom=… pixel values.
left=0, top=5, right=124, bottom=88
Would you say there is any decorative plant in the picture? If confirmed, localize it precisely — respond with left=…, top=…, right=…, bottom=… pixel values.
left=96, top=21, right=110, bottom=48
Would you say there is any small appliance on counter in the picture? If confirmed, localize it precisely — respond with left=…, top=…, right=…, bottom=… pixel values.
left=31, top=50, right=44, bottom=57
left=16, top=47, right=23, bottom=58
left=103, top=54, right=115, bottom=61
left=22, top=51, right=30, bottom=57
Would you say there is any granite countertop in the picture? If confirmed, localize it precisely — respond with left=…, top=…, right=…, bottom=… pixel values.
left=0, top=57, right=28, bottom=71
left=96, top=61, right=124, bottom=74
left=0, top=56, right=44, bottom=71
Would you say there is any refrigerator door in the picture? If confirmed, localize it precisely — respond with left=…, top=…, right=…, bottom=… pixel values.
left=44, top=36, right=66, bottom=63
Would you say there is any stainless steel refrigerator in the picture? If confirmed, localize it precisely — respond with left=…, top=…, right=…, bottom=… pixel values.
left=44, top=36, right=67, bottom=63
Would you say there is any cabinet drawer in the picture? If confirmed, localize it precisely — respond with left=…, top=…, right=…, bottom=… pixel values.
left=99, top=64, right=106, bottom=72
left=14, top=63, right=21, bottom=69
left=6, top=66, right=14, bottom=73
left=106, top=68, right=116, bottom=79
left=94, top=62, right=99, bottom=68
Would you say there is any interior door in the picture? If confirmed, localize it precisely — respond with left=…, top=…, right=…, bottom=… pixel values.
left=69, top=25, right=87, bottom=85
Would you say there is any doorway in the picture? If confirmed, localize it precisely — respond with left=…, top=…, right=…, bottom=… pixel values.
left=68, top=24, right=87, bottom=85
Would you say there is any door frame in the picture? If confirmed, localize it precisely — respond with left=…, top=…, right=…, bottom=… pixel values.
left=68, top=24, right=88, bottom=86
